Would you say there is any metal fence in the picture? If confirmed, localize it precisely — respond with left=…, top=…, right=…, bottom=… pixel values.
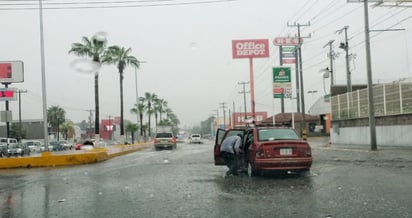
left=331, top=83, right=412, bottom=120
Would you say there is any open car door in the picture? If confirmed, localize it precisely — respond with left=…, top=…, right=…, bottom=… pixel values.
left=213, top=128, right=246, bottom=166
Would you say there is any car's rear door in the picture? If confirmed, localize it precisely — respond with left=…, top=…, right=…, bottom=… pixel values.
left=214, top=128, right=245, bottom=165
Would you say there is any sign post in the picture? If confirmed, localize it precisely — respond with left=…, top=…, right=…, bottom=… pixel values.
left=232, top=39, right=269, bottom=119
left=0, top=61, right=24, bottom=140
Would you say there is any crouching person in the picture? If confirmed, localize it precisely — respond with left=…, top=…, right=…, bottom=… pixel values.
left=220, top=134, right=243, bottom=176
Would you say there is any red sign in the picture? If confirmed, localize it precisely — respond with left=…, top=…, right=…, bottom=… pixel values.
left=232, top=39, right=269, bottom=59
left=0, top=63, right=12, bottom=79
left=0, top=89, right=16, bottom=101
left=232, top=112, right=268, bottom=127
left=273, top=37, right=303, bottom=46
left=282, top=59, right=296, bottom=64
left=273, top=88, right=284, bottom=94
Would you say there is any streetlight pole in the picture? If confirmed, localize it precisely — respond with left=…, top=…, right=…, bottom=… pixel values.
left=38, top=0, right=49, bottom=151
left=134, top=61, right=147, bottom=124
left=18, top=89, right=27, bottom=141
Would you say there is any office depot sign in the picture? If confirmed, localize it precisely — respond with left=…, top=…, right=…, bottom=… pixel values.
left=232, top=39, right=269, bottom=59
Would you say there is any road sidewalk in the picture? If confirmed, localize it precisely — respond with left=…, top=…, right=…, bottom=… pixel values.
left=308, top=137, right=412, bottom=165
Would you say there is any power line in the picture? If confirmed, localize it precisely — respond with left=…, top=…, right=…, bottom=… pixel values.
left=0, top=0, right=238, bottom=10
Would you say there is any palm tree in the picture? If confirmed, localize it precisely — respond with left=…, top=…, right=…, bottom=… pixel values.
left=102, top=46, right=139, bottom=143
left=159, top=99, right=168, bottom=121
left=130, top=100, right=146, bottom=137
left=153, top=98, right=162, bottom=130
left=60, top=120, right=75, bottom=140
left=125, top=123, right=138, bottom=144
left=140, top=92, right=157, bottom=137
left=47, top=106, right=66, bottom=140
left=69, top=36, right=107, bottom=141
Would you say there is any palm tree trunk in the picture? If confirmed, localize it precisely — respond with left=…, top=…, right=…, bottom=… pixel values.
left=139, top=113, right=143, bottom=137
left=148, top=102, right=151, bottom=137
left=155, top=113, right=158, bottom=131
left=120, top=71, right=124, bottom=137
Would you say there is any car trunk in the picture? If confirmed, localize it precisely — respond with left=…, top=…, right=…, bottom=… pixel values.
left=257, top=140, right=311, bottom=158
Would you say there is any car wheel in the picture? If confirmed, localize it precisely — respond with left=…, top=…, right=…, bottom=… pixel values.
left=249, top=164, right=259, bottom=177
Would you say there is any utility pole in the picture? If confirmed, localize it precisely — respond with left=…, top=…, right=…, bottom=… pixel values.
left=294, top=47, right=300, bottom=113
left=288, top=22, right=310, bottom=139
left=363, top=0, right=377, bottom=150
left=1, top=83, right=11, bottom=139
left=228, top=108, right=232, bottom=129
left=18, top=89, right=28, bottom=142
left=108, top=115, right=113, bottom=141
left=238, top=81, right=249, bottom=121
left=279, top=46, right=285, bottom=113
left=220, top=102, right=226, bottom=129
left=214, top=109, right=219, bottom=129
left=337, top=26, right=352, bottom=93
left=323, top=40, right=335, bottom=86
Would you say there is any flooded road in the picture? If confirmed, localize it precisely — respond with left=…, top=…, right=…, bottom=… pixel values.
left=1, top=139, right=411, bottom=217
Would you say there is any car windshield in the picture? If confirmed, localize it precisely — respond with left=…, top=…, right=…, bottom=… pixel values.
left=8, top=144, right=20, bottom=149
left=258, top=129, right=299, bottom=141
left=156, top=133, right=173, bottom=138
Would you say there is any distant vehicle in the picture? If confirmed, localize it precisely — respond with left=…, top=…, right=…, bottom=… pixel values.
left=214, top=127, right=312, bottom=176
left=176, top=135, right=187, bottom=143
left=58, top=140, right=73, bottom=150
left=0, top=137, right=18, bottom=146
left=189, top=134, right=202, bottom=144
left=23, top=140, right=42, bottom=152
left=75, top=140, right=94, bottom=151
left=154, top=126, right=177, bottom=150
left=49, top=141, right=64, bottom=151
left=0, top=144, right=7, bottom=157
left=7, top=143, right=30, bottom=157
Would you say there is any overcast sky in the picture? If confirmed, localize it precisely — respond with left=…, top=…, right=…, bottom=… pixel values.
left=0, top=0, right=411, bottom=127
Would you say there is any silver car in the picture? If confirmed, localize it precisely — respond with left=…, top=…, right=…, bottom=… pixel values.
left=7, top=144, right=30, bottom=157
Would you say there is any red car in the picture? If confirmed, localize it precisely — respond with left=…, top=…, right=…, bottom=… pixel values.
left=214, top=127, right=312, bottom=176
left=75, top=140, right=94, bottom=150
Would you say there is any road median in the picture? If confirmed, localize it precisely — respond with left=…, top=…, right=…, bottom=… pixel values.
left=0, top=142, right=151, bottom=169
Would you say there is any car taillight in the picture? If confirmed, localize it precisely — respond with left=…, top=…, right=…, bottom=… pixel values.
left=172, top=137, right=176, bottom=143
left=305, top=147, right=312, bottom=157
left=298, top=147, right=312, bottom=157
left=153, top=138, right=157, bottom=144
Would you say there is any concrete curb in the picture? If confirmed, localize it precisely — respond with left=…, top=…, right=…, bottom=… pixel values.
left=0, top=142, right=152, bottom=169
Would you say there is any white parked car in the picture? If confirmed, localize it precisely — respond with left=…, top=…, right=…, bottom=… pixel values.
left=23, top=140, right=42, bottom=152
left=189, top=134, right=202, bottom=144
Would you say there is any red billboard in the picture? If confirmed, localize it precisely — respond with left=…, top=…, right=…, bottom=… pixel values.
left=0, top=63, right=12, bottom=79
left=0, top=61, right=24, bottom=83
left=273, top=37, right=303, bottom=46
left=0, top=88, right=17, bottom=101
left=232, top=112, right=268, bottom=127
left=232, top=39, right=269, bottom=59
